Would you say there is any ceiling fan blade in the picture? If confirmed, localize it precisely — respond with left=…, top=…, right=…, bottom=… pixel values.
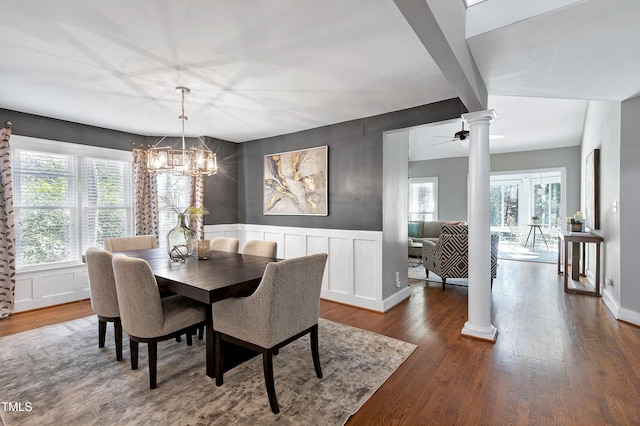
left=430, top=139, right=457, bottom=146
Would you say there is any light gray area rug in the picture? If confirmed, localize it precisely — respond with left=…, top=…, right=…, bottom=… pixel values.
left=0, top=316, right=415, bottom=426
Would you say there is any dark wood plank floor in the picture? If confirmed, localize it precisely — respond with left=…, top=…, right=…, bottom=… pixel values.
left=3, top=260, right=640, bottom=424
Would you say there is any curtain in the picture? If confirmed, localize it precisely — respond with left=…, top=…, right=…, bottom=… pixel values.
left=190, top=175, right=205, bottom=240
left=132, top=146, right=159, bottom=240
left=0, top=122, right=16, bottom=319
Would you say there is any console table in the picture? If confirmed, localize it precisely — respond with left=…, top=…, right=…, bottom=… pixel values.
left=557, top=230, right=603, bottom=296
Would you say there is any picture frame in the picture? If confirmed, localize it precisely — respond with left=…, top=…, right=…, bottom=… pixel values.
left=585, top=148, right=600, bottom=230
left=263, top=146, right=328, bottom=216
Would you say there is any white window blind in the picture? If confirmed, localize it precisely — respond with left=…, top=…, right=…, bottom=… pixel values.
left=82, top=157, right=132, bottom=250
left=13, top=150, right=77, bottom=268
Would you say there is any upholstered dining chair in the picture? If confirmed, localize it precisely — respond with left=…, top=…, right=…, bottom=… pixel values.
left=111, top=255, right=208, bottom=389
left=241, top=240, right=277, bottom=258
left=211, top=237, right=240, bottom=253
left=212, top=252, right=328, bottom=413
left=85, top=247, right=122, bottom=361
left=104, top=235, right=158, bottom=252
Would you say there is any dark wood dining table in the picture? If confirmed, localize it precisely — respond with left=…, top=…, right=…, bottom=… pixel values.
left=118, top=247, right=279, bottom=378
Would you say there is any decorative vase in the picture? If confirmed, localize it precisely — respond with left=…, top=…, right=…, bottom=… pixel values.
left=166, top=213, right=196, bottom=261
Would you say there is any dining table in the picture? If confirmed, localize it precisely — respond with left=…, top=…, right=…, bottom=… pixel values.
left=117, top=247, right=279, bottom=378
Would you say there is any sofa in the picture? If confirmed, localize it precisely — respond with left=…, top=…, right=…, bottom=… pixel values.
left=408, top=220, right=463, bottom=257
left=421, top=224, right=499, bottom=290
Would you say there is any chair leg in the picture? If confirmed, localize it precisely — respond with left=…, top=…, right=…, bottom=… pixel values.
left=198, top=326, right=204, bottom=340
left=442, top=278, right=446, bottom=290
left=130, top=339, right=139, bottom=370
left=114, top=320, right=123, bottom=361
left=148, top=341, right=158, bottom=389
left=176, top=335, right=181, bottom=343
left=214, top=331, right=224, bottom=386
left=310, top=325, right=323, bottom=378
left=186, top=332, right=193, bottom=346
left=98, top=319, right=107, bottom=348
left=263, top=350, right=279, bottom=414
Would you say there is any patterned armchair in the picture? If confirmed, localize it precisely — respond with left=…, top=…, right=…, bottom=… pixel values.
left=422, top=224, right=499, bottom=290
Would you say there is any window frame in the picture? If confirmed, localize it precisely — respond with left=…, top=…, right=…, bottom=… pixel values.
left=11, top=135, right=133, bottom=271
left=408, top=177, right=438, bottom=222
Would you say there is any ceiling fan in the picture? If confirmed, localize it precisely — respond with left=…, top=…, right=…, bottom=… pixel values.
left=431, top=122, right=469, bottom=146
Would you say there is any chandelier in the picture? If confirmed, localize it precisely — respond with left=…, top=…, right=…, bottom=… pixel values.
left=147, top=86, right=217, bottom=176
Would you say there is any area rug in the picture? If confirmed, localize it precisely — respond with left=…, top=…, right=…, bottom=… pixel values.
left=0, top=316, right=416, bottom=426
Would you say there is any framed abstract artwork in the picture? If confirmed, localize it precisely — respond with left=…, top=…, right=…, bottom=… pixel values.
left=263, top=146, right=328, bottom=216
left=585, top=148, right=600, bottom=230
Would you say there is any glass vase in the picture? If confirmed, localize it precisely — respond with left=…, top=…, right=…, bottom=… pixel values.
left=166, top=213, right=196, bottom=261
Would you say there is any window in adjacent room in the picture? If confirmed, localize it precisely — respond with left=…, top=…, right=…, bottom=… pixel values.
left=408, top=177, right=438, bottom=221
left=490, top=180, right=520, bottom=227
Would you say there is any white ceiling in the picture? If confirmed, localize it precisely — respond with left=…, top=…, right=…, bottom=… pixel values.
left=1, top=0, right=639, bottom=156
left=0, top=0, right=455, bottom=142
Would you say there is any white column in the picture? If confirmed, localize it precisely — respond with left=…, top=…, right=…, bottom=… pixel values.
left=461, top=109, right=498, bottom=342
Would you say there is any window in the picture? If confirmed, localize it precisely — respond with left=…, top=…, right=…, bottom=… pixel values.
left=532, top=181, right=561, bottom=227
left=12, top=136, right=132, bottom=269
left=82, top=158, right=132, bottom=250
left=490, top=181, right=520, bottom=227
left=157, top=173, right=191, bottom=243
left=408, top=177, right=438, bottom=221
left=490, top=170, right=564, bottom=235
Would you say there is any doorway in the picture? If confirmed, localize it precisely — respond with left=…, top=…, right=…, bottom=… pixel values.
left=490, top=168, right=565, bottom=263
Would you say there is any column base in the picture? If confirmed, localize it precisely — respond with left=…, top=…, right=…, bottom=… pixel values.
left=461, top=321, right=498, bottom=342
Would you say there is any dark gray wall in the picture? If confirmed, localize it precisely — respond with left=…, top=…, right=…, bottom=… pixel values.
left=409, top=146, right=582, bottom=221
left=1, top=108, right=146, bottom=150
left=239, top=98, right=467, bottom=231
left=203, top=137, right=239, bottom=225
left=1, top=108, right=239, bottom=226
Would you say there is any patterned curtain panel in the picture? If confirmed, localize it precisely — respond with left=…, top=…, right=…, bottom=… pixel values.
left=0, top=122, right=16, bottom=319
left=132, top=147, right=159, bottom=239
left=190, top=175, right=205, bottom=240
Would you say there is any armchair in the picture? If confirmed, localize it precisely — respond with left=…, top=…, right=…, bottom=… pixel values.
left=422, top=224, right=499, bottom=290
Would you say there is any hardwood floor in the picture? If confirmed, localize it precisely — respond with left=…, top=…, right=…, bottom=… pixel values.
left=3, top=260, right=640, bottom=424
left=322, top=260, right=640, bottom=425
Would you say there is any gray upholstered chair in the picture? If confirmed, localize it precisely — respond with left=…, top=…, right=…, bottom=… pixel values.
left=211, top=237, right=240, bottom=253
left=241, top=240, right=277, bottom=258
left=112, top=255, right=208, bottom=389
left=104, top=235, right=158, bottom=252
left=212, top=253, right=328, bottom=413
left=85, top=247, right=122, bottom=361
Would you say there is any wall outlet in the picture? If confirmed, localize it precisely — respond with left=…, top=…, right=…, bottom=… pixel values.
left=396, top=271, right=401, bottom=288
left=606, top=276, right=613, bottom=287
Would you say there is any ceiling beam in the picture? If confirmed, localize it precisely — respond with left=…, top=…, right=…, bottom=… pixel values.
left=394, top=0, right=487, bottom=112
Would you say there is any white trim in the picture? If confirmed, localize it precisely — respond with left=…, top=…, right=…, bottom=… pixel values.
left=602, top=287, right=620, bottom=319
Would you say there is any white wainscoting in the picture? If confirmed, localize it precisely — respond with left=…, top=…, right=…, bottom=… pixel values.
left=13, top=224, right=404, bottom=313
left=14, top=265, right=90, bottom=312
left=206, top=224, right=400, bottom=312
